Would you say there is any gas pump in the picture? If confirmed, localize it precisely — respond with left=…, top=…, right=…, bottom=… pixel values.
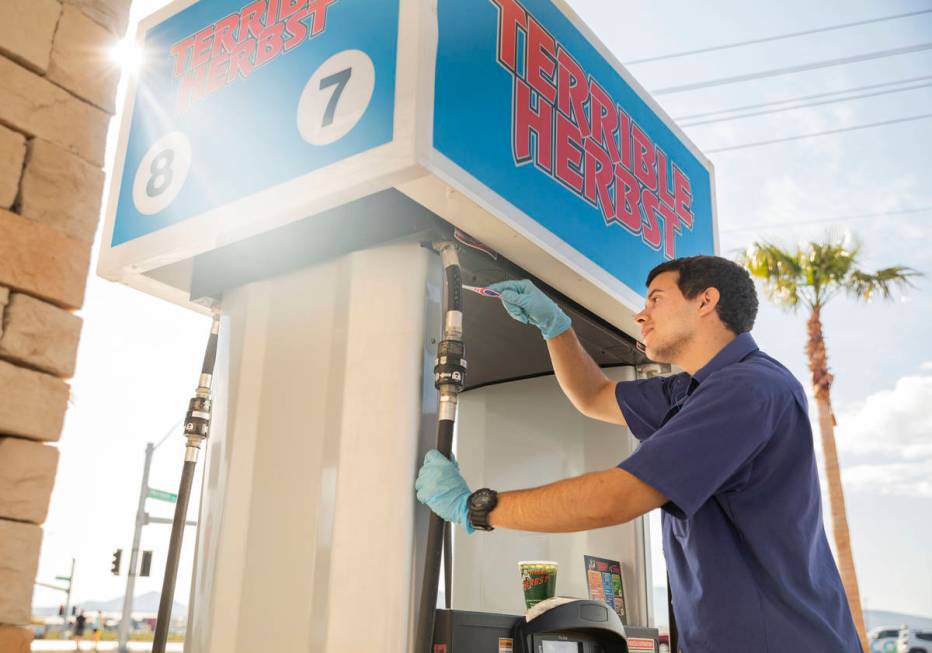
left=98, top=0, right=716, bottom=650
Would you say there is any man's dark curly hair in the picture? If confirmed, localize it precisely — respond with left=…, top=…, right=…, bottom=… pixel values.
left=646, top=256, right=758, bottom=334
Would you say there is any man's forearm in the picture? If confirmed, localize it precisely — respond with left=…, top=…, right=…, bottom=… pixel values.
left=546, top=329, right=612, bottom=415
left=487, top=468, right=667, bottom=533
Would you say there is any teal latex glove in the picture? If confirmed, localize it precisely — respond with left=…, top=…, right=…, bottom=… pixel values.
left=487, top=279, right=572, bottom=340
left=415, top=449, right=474, bottom=534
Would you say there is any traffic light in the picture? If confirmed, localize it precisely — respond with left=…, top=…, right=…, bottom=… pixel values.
left=140, top=550, right=152, bottom=577
left=111, top=549, right=122, bottom=575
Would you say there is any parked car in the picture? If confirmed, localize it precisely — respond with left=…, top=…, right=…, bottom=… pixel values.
left=898, top=626, right=932, bottom=653
left=870, top=626, right=901, bottom=653
left=29, top=621, right=47, bottom=640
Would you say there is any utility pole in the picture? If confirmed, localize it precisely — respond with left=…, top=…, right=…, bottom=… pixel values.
left=118, top=442, right=154, bottom=653
left=36, top=558, right=75, bottom=635
left=118, top=422, right=197, bottom=653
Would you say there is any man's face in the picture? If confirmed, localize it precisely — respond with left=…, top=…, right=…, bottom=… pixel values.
left=635, top=271, right=698, bottom=363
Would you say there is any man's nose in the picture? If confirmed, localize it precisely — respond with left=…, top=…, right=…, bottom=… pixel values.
left=635, top=309, right=647, bottom=324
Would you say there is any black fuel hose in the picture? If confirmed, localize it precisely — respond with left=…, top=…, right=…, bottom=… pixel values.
left=415, top=244, right=466, bottom=653
left=151, top=314, right=220, bottom=653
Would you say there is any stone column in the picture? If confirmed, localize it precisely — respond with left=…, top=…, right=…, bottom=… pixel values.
left=0, top=1, right=131, bottom=649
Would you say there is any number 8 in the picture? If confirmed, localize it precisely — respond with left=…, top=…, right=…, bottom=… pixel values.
left=147, top=150, right=175, bottom=198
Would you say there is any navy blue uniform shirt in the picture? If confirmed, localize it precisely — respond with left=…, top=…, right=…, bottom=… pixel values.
left=616, top=333, right=862, bottom=653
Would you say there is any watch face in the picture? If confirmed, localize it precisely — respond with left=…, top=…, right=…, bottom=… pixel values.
left=469, top=489, right=496, bottom=510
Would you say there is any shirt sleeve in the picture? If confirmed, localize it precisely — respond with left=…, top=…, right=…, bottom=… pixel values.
left=618, top=373, right=778, bottom=519
left=615, top=374, right=682, bottom=441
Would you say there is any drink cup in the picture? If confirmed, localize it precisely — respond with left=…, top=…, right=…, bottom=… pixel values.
left=518, top=561, right=558, bottom=609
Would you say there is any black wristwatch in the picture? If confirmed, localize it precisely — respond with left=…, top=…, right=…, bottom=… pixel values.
left=467, top=488, right=498, bottom=531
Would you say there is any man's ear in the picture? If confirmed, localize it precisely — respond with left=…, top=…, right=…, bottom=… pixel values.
left=697, top=287, right=720, bottom=317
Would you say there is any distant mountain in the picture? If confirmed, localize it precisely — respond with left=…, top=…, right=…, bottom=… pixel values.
left=35, top=591, right=186, bottom=617
left=866, top=610, right=932, bottom=631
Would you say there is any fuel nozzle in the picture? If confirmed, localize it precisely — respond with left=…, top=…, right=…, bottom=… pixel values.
left=183, top=313, right=220, bottom=459
left=430, top=241, right=467, bottom=421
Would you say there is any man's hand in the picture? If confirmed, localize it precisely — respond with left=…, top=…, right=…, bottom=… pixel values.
left=415, top=449, right=475, bottom=533
left=488, top=280, right=571, bottom=340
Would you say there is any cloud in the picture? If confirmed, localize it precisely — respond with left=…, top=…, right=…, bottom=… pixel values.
left=841, top=460, right=932, bottom=499
left=827, top=369, right=932, bottom=498
left=835, top=373, right=932, bottom=460
left=921, top=361, right=932, bottom=372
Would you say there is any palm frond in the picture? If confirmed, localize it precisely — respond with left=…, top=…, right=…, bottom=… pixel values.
left=739, top=242, right=804, bottom=311
left=846, top=266, right=923, bottom=301
left=737, top=233, right=920, bottom=311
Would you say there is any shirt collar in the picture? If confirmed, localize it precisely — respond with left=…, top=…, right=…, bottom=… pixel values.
left=692, top=332, right=759, bottom=384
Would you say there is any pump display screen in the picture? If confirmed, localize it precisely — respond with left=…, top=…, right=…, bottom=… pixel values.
left=541, top=641, right=582, bottom=653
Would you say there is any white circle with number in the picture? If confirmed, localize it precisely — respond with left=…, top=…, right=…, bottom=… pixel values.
left=297, top=49, right=375, bottom=146
left=132, top=131, right=192, bottom=215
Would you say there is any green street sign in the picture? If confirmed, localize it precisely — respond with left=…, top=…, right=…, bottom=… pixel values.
left=147, top=488, right=178, bottom=503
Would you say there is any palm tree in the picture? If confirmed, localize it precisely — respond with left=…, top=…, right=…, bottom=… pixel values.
left=739, top=234, right=920, bottom=652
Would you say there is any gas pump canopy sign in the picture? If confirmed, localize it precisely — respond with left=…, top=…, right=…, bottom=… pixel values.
left=432, top=0, right=716, bottom=296
left=108, top=0, right=398, bottom=247
left=100, top=0, right=716, bottom=321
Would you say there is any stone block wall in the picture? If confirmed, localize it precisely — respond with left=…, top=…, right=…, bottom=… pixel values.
left=0, top=0, right=131, bottom=646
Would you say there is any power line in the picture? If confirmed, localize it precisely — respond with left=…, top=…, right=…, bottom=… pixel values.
left=674, top=75, right=932, bottom=121
left=653, top=42, right=932, bottom=95
left=705, top=112, right=932, bottom=153
left=627, top=9, right=932, bottom=64
left=681, top=81, right=932, bottom=127
left=721, top=206, right=932, bottom=233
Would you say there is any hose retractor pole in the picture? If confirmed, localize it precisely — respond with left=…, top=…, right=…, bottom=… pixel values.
left=415, top=242, right=467, bottom=653
left=151, top=313, right=220, bottom=653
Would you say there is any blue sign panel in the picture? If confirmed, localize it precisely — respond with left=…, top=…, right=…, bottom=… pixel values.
left=112, top=0, right=399, bottom=246
left=434, top=0, right=715, bottom=296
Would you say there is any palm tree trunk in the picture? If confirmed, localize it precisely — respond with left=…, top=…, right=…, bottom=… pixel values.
left=807, top=307, right=869, bottom=652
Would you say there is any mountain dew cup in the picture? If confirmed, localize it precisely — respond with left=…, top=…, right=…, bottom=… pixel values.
left=519, top=561, right=558, bottom=609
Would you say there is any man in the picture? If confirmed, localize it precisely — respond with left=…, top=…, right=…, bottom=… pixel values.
left=73, top=611, right=86, bottom=651
left=416, top=256, right=862, bottom=653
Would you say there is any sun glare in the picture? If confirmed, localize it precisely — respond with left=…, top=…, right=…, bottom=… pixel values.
left=110, top=37, right=145, bottom=74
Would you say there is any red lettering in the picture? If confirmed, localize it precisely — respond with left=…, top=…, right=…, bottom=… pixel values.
left=583, top=139, right=614, bottom=222
left=555, top=112, right=583, bottom=192
left=527, top=16, right=556, bottom=104
left=490, top=0, right=527, bottom=73
left=589, top=81, right=618, bottom=162
left=255, top=22, right=284, bottom=66
left=658, top=200, right=680, bottom=259
left=556, top=48, right=589, bottom=136
left=283, top=8, right=309, bottom=50
left=191, top=25, right=215, bottom=69
left=640, top=189, right=663, bottom=250
left=614, top=164, right=640, bottom=233
left=206, top=53, right=231, bottom=94
left=280, top=0, right=306, bottom=19
left=176, top=64, right=208, bottom=112
left=170, top=35, right=196, bottom=78
left=618, top=108, right=633, bottom=171
left=238, top=0, right=266, bottom=41
left=673, top=167, right=694, bottom=228
left=307, top=0, right=337, bottom=35
left=514, top=77, right=553, bottom=172
left=210, top=15, right=239, bottom=59
left=632, top=123, right=657, bottom=191
left=229, top=38, right=256, bottom=80
left=265, top=0, right=280, bottom=25
left=656, top=149, right=675, bottom=209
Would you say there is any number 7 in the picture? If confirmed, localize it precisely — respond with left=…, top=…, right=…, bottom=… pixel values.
left=319, top=67, right=352, bottom=127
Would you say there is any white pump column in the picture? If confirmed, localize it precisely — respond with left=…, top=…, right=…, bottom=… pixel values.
left=185, top=241, right=437, bottom=653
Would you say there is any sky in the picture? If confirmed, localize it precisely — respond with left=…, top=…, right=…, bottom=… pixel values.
left=33, top=0, right=932, bottom=626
